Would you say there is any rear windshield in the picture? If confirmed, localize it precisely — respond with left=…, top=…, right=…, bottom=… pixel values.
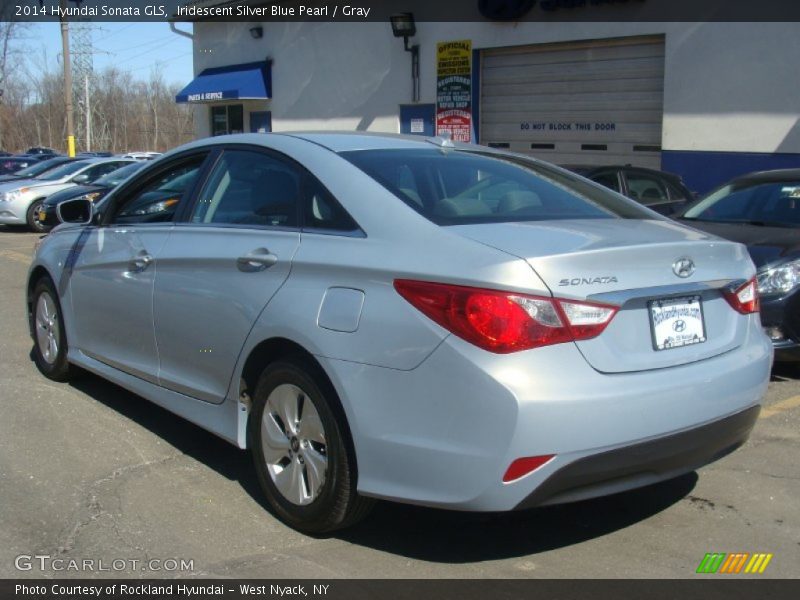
left=342, top=149, right=650, bottom=224
left=683, top=181, right=800, bottom=227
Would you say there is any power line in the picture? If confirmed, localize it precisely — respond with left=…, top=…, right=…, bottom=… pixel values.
left=93, top=23, right=135, bottom=42
left=128, top=52, right=192, bottom=73
left=112, top=38, right=186, bottom=66
left=100, top=35, right=185, bottom=55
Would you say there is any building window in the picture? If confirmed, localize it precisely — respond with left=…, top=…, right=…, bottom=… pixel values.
left=211, top=104, right=244, bottom=136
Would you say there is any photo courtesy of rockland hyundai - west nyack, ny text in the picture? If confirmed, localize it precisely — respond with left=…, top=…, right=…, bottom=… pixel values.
left=0, top=0, right=798, bottom=598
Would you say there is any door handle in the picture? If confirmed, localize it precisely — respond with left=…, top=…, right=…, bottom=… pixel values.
left=237, top=248, right=278, bottom=272
left=129, top=251, right=153, bottom=273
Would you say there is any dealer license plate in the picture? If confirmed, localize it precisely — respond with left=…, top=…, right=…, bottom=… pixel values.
left=649, top=295, right=706, bottom=351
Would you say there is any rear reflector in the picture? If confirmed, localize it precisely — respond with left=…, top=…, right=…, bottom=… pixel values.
left=503, top=455, right=556, bottom=483
left=394, top=279, right=618, bottom=353
left=722, top=277, right=759, bottom=314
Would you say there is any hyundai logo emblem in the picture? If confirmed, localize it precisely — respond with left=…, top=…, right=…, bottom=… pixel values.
left=673, top=257, right=695, bottom=278
left=673, top=319, right=687, bottom=332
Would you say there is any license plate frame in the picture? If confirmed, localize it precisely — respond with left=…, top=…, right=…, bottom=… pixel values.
left=648, top=295, right=707, bottom=351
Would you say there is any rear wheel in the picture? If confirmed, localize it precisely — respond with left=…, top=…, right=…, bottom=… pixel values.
left=26, top=199, right=47, bottom=233
left=31, top=278, right=72, bottom=381
left=249, top=359, right=373, bottom=533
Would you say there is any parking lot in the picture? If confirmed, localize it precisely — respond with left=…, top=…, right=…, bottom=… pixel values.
left=0, top=228, right=797, bottom=579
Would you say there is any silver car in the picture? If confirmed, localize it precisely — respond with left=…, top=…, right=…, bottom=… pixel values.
left=27, top=133, right=771, bottom=533
left=0, top=157, right=133, bottom=232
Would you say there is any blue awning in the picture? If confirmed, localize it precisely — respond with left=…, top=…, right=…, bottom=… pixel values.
left=175, top=61, right=271, bottom=104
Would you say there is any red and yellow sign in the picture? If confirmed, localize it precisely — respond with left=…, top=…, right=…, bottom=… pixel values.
left=436, top=40, right=472, bottom=142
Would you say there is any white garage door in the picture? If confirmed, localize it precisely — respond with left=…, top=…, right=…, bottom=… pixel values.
left=480, top=35, right=665, bottom=168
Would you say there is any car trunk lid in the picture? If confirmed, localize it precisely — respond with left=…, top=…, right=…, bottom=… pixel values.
left=448, top=218, right=755, bottom=373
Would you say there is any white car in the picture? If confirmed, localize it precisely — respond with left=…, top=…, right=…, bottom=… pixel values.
left=0, top=158, right=133, bottom=231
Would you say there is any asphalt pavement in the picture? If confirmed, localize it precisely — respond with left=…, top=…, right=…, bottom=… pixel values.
left=0, top=228, right=797, bottom=579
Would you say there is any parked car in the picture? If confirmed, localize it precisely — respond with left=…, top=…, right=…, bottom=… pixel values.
left=0, top=156, right=74, bottom=184
left=677, top=168, right=800, bottom=360
left=37, top=161, right=147, bottom=231
left=0, top=157, right=41, bottom=175
left=566, top=165, right=695, bottom=215
left=25, top=147, right=58, bottom=156
left=0, top=151, right=11, bottom=157
left=0, top=157, right=134, bottom=231
left=28, top=133, right=770, bottom=533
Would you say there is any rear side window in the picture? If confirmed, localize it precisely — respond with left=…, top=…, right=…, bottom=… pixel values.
left=590, top=171, right=622, bottom=193
left=191, top=150, right=299, bottom=227
left=303, top=178, right=359, bottom=233
left=342, top=149, right=650, bottom=224
left=625, top=172, right=669, bottom=205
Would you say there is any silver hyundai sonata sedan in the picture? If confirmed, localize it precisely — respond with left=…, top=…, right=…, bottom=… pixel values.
left=27, top=133, right=771, bottom=533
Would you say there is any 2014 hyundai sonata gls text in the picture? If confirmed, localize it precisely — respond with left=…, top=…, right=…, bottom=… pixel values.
left=27, top=133, right=771, bottom=533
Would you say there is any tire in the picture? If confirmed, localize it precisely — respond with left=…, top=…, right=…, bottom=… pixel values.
left=26, top=199, right=47, bottom=233
left=249, top=358, right=373, bottom=534
left=31, top=277, right=72, bottom=381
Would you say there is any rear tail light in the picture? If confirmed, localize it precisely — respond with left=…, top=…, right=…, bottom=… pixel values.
left=394, top=279, right=618, bottom=353
left=722, top=278, right=759, bottom=314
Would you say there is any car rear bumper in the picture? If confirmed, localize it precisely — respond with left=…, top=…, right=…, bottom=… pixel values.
left=320, top=315, right=771, bottom=512
left=515, top=404, right=759, bottom=509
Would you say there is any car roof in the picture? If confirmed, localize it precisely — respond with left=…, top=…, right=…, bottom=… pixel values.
left=75, top=157, right=134, bottom=166
left=732, top=168, right=800, bottom=184
left=174, top=131, right=485, bottom=155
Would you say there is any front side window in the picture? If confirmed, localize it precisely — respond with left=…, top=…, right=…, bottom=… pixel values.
left=343, top=149, right=650, bottom=225
left=191, top=150, right=299, bottom=227
left=110, top=157, right=206, bottom=224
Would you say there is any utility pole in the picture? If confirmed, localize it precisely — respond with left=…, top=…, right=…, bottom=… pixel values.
left=60, top=0, right=75, bottom=157
left=71, top=20, right=95, bottom=152
left=84, top=74, right=90, bottom=152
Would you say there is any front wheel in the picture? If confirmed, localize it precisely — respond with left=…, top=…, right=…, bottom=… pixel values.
left=26, top=199, right=47, bottom=233
left=249, top=359, right=373, bottom=533
left=31, top=278, right=72, bottom=381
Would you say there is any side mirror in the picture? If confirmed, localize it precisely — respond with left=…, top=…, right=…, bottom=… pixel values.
left=71, top=173, right=90, bottom=184
left=56, top=197, right=94, bottom=225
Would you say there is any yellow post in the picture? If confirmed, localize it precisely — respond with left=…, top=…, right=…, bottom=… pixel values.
left=67, top=135, right=76, bottom=158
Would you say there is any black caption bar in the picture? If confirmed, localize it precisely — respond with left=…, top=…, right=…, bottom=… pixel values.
left=4, top=0, right=800, bottom=22
left=3, top=580, right=800, bottom=600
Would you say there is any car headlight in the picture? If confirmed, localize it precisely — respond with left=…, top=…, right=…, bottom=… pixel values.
left=757, top=259, right=800, bottom=295
left=81, top=192, right=101, bottom=202
left=131, top=198, right=178, bottom=216
left=1, top=188, right=26, bottom=202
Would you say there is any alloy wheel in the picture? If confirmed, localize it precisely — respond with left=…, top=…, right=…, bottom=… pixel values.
left=261, top=383, right=328, bottom=505
left=35, top=292, right=60, bottom=365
